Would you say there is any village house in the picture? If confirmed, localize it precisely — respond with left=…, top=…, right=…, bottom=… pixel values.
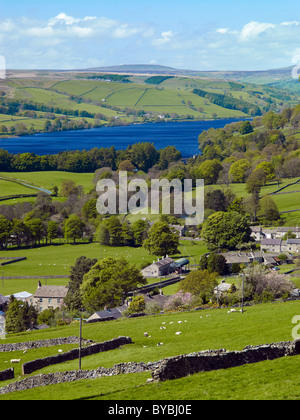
left=86, top=306, right=126, bottom=323
left=284, top=238, right=300, bottom=253
left=251, top=226, right=300, bottom=241
left=33, top=283, right=68, bottom=312
left=260, top=238, right=283, bottom=253
left=214, top=279, right=232, bottom=298
left=260, top=238, right=300, bottom=254
left=221, top=250, right=293, bottom=270
left=220, top=251, right=264, bottom=269
left=141, top=256, right=176, bottom=278
left=5, top=291, right=33, bottom=303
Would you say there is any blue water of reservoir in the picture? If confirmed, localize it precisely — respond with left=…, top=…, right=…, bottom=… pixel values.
left=0, top=118, right=248, bottom=158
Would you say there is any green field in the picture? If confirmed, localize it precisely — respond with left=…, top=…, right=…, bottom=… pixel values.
left=0, top=239, right=208, bottom=296
left=0, top=299, right=299, bottom=399
left=2, top=70, right=299, bottom=138
left=0, top=171, right=95, bottom=195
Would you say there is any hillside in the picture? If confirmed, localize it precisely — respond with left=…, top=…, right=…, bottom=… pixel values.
left=0, top=69, right=299, bottom=137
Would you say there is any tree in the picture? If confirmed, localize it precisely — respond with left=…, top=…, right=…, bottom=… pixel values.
left=229, top=159, right=252, bottom=183
left=125, top=295, right=146, bottom=314
left=25, top=218, right=45, bottom=246
left=0, top=216, right=12, bottom=250
left=158, top=146, right=181, bottom=169
left=105, top=216, right=123, bottom=246
left=254, top=161, right=275, bottom=183
left=80, top=257, right=146, bottom=311
left=118, top=159, right=136, bottom=172
left=193, top=159, right=223, bottom=185
left=60, top=180, right=79, bottom=197
left=64, top=256, right=97, bottom=311
left=132, top=219, right=149, bottom=246
left=239, top=120, right=253, bottom=135
left=257, top=195, right=280, bottom=222
left=201, top=211, right=251, bottom=251
left=81, top=198, right=97, bottom=221
left=143, top=222, right=180, bottom=256
left=179, top=269, right=218, bottom=303
left=5, top=296, right=38, bottom=333
left=96, top=223, right=110, bottom=246
left=47, top=221, right=59, bottom=243
left=63, top=215, right=85, bottom=243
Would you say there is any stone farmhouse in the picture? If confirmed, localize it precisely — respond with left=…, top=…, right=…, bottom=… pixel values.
left=141, top=257, right=176, bottom=278
left=33, top=283, right=68, bottom=312
left=260, top=238, right=300, bottom=254
left=141, top=256, right=189, bottom=278
left=220, top=250, right=294, bottom=269
left=251, top=225, right=300, bottom=241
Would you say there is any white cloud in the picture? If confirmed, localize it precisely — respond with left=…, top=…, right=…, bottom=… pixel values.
left=216, top=28, right=229, bottom=34
left=239, top=21, right=275, bottom=41
left=152, top=30, right=175, bottom=46
left=280, top=21, right=299, bottom=26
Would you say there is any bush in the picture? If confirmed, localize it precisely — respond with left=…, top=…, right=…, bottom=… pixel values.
left=163, top=291, right=194, bottom=312
left=145, top=302, right=163, bottom=314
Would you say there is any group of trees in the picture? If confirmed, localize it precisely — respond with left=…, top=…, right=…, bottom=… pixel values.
left=0, top=143, right=181, bottom=173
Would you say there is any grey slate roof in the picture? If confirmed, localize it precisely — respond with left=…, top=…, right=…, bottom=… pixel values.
left=33, top=286, right=68, bottom=298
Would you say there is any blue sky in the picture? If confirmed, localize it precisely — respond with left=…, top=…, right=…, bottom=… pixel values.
left=1, top=0, right=300, bottom=70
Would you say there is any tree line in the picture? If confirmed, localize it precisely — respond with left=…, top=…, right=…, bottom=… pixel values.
left=0, top=143, right=181, bottom=173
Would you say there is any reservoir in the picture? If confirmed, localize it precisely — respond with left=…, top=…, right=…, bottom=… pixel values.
left=0, top=118, right=248, bottom=158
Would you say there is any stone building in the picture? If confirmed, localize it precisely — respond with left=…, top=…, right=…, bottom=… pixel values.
left=33, top=283, right=68, bottom=312
left=141, top=257, right=176, bottom=278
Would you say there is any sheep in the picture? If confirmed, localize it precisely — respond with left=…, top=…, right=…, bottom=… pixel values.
left=157, top=342, right=164, bottom=346
left=160, top=326, right=166, bottom=330
left=175, top=331, right=182, bottom=335
left=58, top=349, right=63, bottom=353
left=10, top=359, right=21, bottom=363
left=144, top=332, right=149, bottom=337
left=178, top=321, right=183, bottom=324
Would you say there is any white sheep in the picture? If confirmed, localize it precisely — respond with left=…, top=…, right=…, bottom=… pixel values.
left=160, top=326, right=166, bottom=330
left=178, top=321, right=183, bottom=324
left=144, top=332, right=148, bottom=337
left=10, top=359, right=21, bottom=363
left=58, top=349, right=63, bottom=353
left=157, top=342, right=164, bottom=346
left=175, top=331, right=182, bottom=335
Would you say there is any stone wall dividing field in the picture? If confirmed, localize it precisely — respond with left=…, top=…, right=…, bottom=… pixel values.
left=151, top=339, right=300, bottom=382
left=0, top=368, right=14, bottom=382
left=0, top=336, right=92, bottom=352
left=22, top=336, right=132, bottom=375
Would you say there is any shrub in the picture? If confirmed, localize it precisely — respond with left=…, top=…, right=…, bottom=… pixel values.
left=163, top=290, right=193, bottom=312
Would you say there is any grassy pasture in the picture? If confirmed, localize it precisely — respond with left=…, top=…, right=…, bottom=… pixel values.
left=0, top=171, right=95, bottom=195
left=0, top=299, right=299, bottom=399
left=0, top=239, right=208, bottom=296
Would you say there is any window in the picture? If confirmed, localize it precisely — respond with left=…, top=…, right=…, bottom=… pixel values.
left=57, top=298, right=61, bottom=303
left=39, top=298, right=43, bottom=303
left=48, top=298, right=52, bottom=304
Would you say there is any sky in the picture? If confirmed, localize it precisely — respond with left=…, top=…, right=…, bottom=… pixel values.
left=1, top=0, right=300, bottom=71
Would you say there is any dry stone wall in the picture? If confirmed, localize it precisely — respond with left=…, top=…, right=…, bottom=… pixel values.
left=0, top=336, right=92, bottom=352
left=0, top=368, right=14, bottom=382
left=22, top=336, right=132, bottom=375
left=151, top=339, right=300, bottom=382
left=0, top=361, right=159, bottom=395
